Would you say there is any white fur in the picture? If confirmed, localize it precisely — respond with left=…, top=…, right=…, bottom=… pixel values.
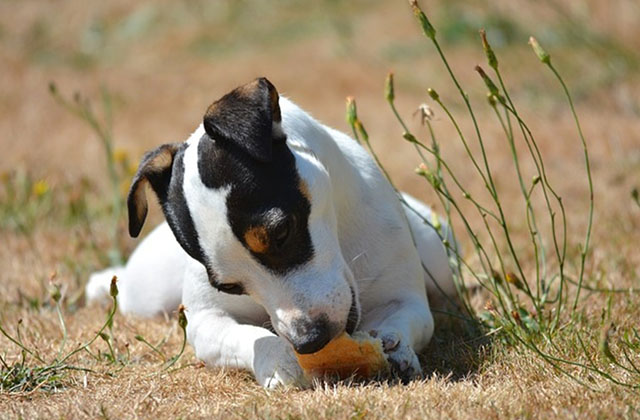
left=87, top=97, right=455, bottom=387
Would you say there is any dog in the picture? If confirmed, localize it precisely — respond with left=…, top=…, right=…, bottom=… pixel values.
left=87, top=77, right=456, bottom=388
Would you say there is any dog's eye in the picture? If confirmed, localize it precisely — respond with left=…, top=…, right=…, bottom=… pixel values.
left=273, top=216, right=294, bottom=250
left=217, top=283, right=245, bottom=295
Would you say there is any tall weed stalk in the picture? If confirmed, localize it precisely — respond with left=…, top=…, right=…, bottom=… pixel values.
left=346, top=0, right=637, bottom=390
left=48, top=83, right=125, bottom=266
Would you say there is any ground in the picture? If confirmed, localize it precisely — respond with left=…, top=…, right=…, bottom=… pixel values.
left=1, top=0, right=639, bottom=419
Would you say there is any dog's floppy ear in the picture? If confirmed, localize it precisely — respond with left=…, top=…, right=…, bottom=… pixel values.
left=127, top=143, right=180, bottom=238
left=203, top=77, right=285, bottom=162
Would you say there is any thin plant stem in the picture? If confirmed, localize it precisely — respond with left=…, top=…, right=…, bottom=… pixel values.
left=160, top=306, right=188, bottom=373
left=491, top=102, right=543, bottom=305
left=493, top=71, right=568, bottom=329
left=0, top=323, right=46, bottom=364
left=433, top=96, right=538, bottom=311
left=546, top=63, right=595, bottom=313
left=59, top=292, right=118, bottom=365
left=54, top=299, right=68, bottom=361
left=135, top=335, right=167, bottom=362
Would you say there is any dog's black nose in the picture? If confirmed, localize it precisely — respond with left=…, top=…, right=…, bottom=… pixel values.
left=291, top=318, right=334, bottom=354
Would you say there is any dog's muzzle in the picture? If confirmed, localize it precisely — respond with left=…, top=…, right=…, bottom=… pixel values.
left=291, top=315, right=333, bottom=354
left=289, top=286, right=360, bottom=354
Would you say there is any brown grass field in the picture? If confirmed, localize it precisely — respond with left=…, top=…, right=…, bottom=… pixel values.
left=1, top=0, right=639, bottom=418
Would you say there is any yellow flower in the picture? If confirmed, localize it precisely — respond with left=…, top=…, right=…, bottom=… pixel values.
left=32, top=180, right=49, bottom=197
left=120, top=180, right=130, bottom=197
left=506, top=272, right=524, bottom=290
left=127, top=163, right=137, bottom=178
left=113, top=148, right=129, bottom=164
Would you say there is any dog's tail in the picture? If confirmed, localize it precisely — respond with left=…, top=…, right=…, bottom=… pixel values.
left=86, top=266, right=125, bottom=305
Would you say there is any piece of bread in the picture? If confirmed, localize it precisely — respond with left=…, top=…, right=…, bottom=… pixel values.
left=295, top=331, right=388, bottom=379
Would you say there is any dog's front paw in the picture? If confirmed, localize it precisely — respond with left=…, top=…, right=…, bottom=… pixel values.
left=253, top=336, right=308, bottom=389
left=370, top=330, right=422, bottom=384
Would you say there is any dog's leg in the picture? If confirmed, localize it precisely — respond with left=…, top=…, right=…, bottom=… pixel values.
left=359, top=296, right=434, bottom=383
left=187, top=310, right=307, bottom=388
left=182, top=261, right=306, bottom=388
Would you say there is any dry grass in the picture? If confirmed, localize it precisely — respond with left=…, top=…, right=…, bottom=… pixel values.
left=1, top=0, right=640, bottom=418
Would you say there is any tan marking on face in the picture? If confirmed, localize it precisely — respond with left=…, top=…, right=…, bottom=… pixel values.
left=298, top=179, right=311, bottom=202
left=244, top=225, right=270, bottom=254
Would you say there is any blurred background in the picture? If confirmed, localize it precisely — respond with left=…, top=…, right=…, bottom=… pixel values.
left=1, top=0, right=638, bottom=287
left=1, top=3, right=640, bottom=415
left=2, top=0, right=638, bottom=177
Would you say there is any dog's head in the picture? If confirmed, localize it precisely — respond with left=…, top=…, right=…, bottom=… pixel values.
left=128, top=78, right=360, bottom=354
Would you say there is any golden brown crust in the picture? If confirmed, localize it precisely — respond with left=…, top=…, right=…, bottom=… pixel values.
left=295, top=332, right=388, bottom=379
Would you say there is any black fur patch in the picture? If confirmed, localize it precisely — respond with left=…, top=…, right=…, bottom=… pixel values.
left=127, top=143, right=180, bottom=238
left=162, top=147, right=208, bottom=266
left=126, top=142, right=209, bottom=267
left=203, top=78, right=285, bottom=163
left=128, top=77, right=313, bottom=293
left=197, top=135, right=314, bottom=274
left=197, top=77, right=314, bottom=275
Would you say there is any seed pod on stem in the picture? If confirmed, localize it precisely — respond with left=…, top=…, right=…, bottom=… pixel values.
left=416, top=163, right=440, bottom=189
left=427, top=88, right=439, bottom=101
left=409, top=0, right=436, bottom=39
left=529, top=36, right=551, bottom=65
left=475, top=65, right=500, bottom=97
left=178, top=304, right=188, bottom=330
left=346, top=96, right=357, bottom=128
left=51, top=285, right=62, bottom=303
left=479, top=29, right=498, bottom=70
left=487, top=93, right=498, bottom=108
left=110, top=275, right=119, bottom=298
left=385, top=72, right=395, bottom=104
left=506, top=272, right=525, bottom=291
left=403, top=132, right=419, bottom=144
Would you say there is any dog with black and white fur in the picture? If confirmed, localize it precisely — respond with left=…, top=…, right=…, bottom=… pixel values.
left=87, top=77, right=456, bottom=388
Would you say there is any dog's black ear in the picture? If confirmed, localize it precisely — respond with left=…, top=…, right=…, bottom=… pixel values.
left=127, top=143, right=180, bottom=238
left=203, top=77, right=285, bottom=162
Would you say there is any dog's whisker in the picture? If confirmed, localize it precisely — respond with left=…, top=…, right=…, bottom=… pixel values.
left=261, top=319, right=275, bottom=333
left=354, top=276, right=377, bottom=283
left=349, top=251, right=367, bottom=266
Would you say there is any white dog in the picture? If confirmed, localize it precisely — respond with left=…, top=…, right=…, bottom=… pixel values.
left=87, top=78, right=455, bottom=388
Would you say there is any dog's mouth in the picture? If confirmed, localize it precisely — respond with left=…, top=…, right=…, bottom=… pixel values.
left=270, top=279, right=360, bottom=351
left=345, top=285, right=360, bottom=334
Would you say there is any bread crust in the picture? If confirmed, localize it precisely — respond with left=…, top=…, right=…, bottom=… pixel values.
left=295, top=332, right=389, bottom=378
